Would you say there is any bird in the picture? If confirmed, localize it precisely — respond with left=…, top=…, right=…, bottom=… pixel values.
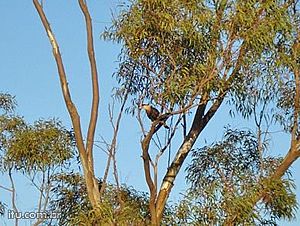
left=140, top=104, right=169, bottom=129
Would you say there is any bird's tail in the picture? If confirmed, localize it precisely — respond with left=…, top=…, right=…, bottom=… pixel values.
left=159, top=121, right=170, bottom=129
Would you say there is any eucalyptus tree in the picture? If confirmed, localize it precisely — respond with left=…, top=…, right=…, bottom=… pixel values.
left=174, top=129, right=297, bottom=225
left=105, top=0, right=300, bottom=224
left=0, top=93, right=75, bottom=226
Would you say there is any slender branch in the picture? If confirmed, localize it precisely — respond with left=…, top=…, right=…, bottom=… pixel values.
left=77, top=1, right=101, bottom=208
left=33, top=0, right=100, bottom=208
left=152, top=116, right=182, bottom=190
left=0, top=184, right=13, bottom=193
left=33, top=170, right=52, bottom=226
left=43, top=167, right=52, bottom=212
left=182, top=113, right=187, bottom=138
left=37, top=172, right=45, bottom=213
left=99, top=137, right=112, bottom=195
left=156, top=115, right=182, bottom=159
left=32, top=0, right=87, bottom=167
left=99, top=91, right=129, bottom=198
left=8, top=168, right=18, bottom=226
left=78, top=0, right=100, bottom=162
left=141, top=123, right=157, bottom=194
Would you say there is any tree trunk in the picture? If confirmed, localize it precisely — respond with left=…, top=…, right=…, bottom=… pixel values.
left=33, top=0, right=101, bottom=209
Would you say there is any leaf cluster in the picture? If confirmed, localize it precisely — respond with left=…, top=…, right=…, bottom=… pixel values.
left=48, top=173, right=152, bottom=225
left=0, top=93, right=16, bottom=113
left=174, top=128, right=298, bottom=225
left=0, top=116, right=74, bottom=172
left=104, top=0, right=216, bottom=107
left=104, top=0, right=295, bottom=117
left=262, top=178, right=297, bottom=221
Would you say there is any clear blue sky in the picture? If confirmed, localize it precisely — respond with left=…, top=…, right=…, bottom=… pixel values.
left=0, top=1, right=299, bottom=225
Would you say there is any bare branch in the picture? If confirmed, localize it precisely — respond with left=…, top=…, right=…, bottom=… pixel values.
left=78, top=0, right=100, bottom=162
left=37, top=172, right=45, bottom=213
left=0, top=184, right=13, bottom=193
left=32, top=0, right=87, bottom=166
left=33, top=0, right=100, bottom=208
left=99, top=91, right=129, bottom=198
left=32, top=170, right=52, bottom=226
left=8, top=168, right=18, bottom=226
left=156, top=115, right=182, bottom=160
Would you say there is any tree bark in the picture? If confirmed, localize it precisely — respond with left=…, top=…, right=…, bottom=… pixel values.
left=78, top=0, right=101, bottom=208
left=155, top=97, right=224, bottom=221
left=154, top=42, right=247, bottom=223
left=33, top=0, right=100, bottom=208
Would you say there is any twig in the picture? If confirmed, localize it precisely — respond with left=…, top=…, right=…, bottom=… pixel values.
left=0, top=184, right=13, bottom=193
left=99, top=90, right=129, bottom=200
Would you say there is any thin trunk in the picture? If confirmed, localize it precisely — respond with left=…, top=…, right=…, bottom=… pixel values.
left=155, top=97, right=224, bottom=221
left=78, top=0, right=101, bottom=207
left=33, top=0, right=100, bottom=208
left=155, top=42, right=247, bottom=222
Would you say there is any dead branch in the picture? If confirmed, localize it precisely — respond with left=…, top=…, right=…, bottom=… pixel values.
left=99, top=91, right=129, bottom=199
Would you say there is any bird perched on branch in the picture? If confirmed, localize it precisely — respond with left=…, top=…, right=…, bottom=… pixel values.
left=140, top=104, right=169, bottom=129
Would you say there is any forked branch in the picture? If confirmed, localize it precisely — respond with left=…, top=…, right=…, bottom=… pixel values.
left=33, top=0, right=100, bottom=208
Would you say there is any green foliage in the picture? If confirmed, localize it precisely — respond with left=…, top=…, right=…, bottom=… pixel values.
left=47, top=172, right=178, bottom=225
left=231, top=0, right=292, bottom=56
left=228, top=1, right=299, bottom=125
left=0, top=118, right=74, bottom=172
left=104, top=0, right=215, bottom=107
left=173, top=128, right=297, bottom=225
left=48, top=173, right=152, bottom=225
left=0, top=93, right=16, bottom=113
left=0, top=94, right=76, bottom=225
left=263, top=178, right=297, bottom=221
left=0, top=115, right=26, bottom=171
left=104, top=0, right=294, bottom=116
left=48, top=173, right=91, bottom=226
left=0, top=94, right=75, bottom=173
left=275, top=79, right=297, bottom=131
left=102, top=1, right=299, bottom=224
